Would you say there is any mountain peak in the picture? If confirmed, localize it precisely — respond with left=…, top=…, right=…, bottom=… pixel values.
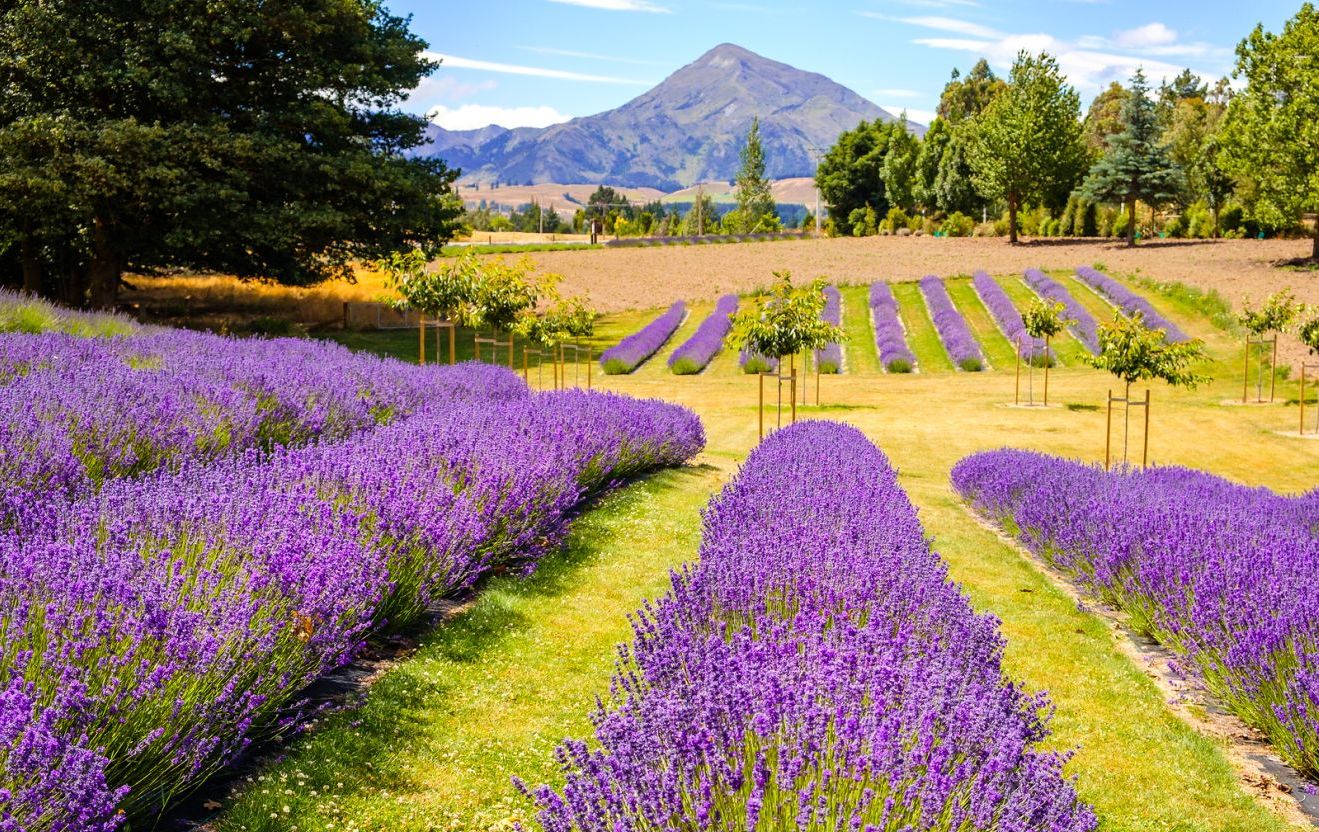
left=427, top=44, right=916, bottom=190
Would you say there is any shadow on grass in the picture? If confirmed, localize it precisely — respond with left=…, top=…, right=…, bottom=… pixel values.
left=199, top=465, right=711, bottom=831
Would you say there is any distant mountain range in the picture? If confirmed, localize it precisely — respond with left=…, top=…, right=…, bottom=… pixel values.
left=420, top=43, right=919, bottom=192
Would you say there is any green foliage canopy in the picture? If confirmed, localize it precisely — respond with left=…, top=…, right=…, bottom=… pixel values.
left=1089, top=312, right=1207, bottom=388
left=729, top=271, right=845, bottom=359
left=1023, top=299, right=1070, bottom=340
left=1238, top=289, right=1299, bottom=336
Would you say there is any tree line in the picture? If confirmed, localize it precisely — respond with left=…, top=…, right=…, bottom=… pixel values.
left=817, top=4, right=1319, bottom=256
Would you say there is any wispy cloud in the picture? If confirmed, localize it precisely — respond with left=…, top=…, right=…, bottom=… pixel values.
left=546, top=0, right=670, bottom=12
left=428, top=104, right=572, bottom=131
left=426, top=52, right=652, bottom=85
left=899, top=15, right=1003, bottom=38
left=873, top=87, right=924, bottom=98
left=521, top=46, right=664, bottom=65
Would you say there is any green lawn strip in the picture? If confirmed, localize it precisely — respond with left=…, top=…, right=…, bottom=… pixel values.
left=945, top=277, right=1017, bottom=372
left=636, top=301, right=712, bottom=378
left=892, top=281, right=954, bottom=373
left=838, top=284, right=880, bottom=375
left=898, top=476, right=1300, bottom=832
left=1058, top=271, right=1125, bottom=331
left=996, top=274, right=1090, bottom=368
left=212, top=464, right=721, bottom=832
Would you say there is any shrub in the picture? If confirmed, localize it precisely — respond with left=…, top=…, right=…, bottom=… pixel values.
left=942, top=211, right=975, bottom=237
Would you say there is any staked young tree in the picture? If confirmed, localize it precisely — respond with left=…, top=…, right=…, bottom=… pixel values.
left=968, top=51, right=1084, bottom=244
left=1221, top=3, right=1319, bottom=259
left=0, top=0, right=460, bottom=308
left=1081, top=69, right=1183, bottom=247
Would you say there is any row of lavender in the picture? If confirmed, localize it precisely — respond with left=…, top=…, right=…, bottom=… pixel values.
left=0, top=331, right=511, bottom=523
left=952, top=451, right=1319, bottom=777
left=1, top=367, right=705, bottom=830
left=972, top=271, right=1052, bottom=365
left=669, top=294, right=738, bottom=375
left=870, top=282, right=915, bottom=373
left=920, top=275, right=986, bottom=371
left=520, top=422, right=1095, bottom=830
left=812, top=284, right=844, bottom=373
left=599, top=301, right=687, bottom=375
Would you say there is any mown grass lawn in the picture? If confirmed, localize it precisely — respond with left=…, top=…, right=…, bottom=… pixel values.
left=213, top=272, right=1318, bottom=832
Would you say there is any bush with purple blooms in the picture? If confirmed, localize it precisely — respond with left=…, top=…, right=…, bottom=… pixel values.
left=869, top=281, right=915, bottom=372
left=669, top=295, right=738, bottom=374
left=0, top=361, right=704, bottom=829
left=919, top=275, right=985, bottom=371
left=600, top=301, right=686, bottom=374
left=953, top=449, right=1319, bottom=777
left=1075, top=267, right=1189, bottom=342
left=812, top=284, right=843, bottom=373
left=972, top=271, right=1052, bottom=366
left=0, top=331, right=527, bottom=525
left=519, top=422, right=1096, bottom=831
left=1024, top=269, right=1099, bottom=353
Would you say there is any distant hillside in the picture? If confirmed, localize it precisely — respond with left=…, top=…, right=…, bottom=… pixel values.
left=423, top=43, right=918, bottom=191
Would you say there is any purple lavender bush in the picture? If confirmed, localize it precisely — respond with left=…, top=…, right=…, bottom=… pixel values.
left=0, top=331, right=525, bottom=524
left=972, top=271, right=1052, bottom=366
left=869, top=282, right=915, bottom=373
left=952, top=449, right=1319, bottom=777
left=1075, top=267, right=1189, bottom=342
left=1023, top=270, right=1099, bottom=353
left=919, top=275, right=985, bottom=371
left=0, top=386, right=703, bottom=829
left=600, top=301, right=685, bottom=374
left=519, top=422, right=1096, bottom=831
left=812, top=284, right=843, bottom=373
left=669, top=295, right=738, bottom=375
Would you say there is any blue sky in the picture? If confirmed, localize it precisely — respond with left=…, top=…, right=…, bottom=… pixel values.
left=397, top=0, right=1303, bottom=131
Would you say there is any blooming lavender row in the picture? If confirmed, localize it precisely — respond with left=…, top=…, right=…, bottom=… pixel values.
left=812, top=284, right=843, bottom=373
left=919, top=275, right=985, bottom=371
left=971, top=271, right=1051, bottom=365
left=869, top=281, right=915, bottom=373
left=668, top=295, right=738, bottom=375
left=0, top=332, right=525, bottom=523
left=519, top=422, right=1096, bottom=831
left=1074, top=267, right=1189, bottom=342
left=952, top=450, right=1319, bottom=777
left=1023, top=269, right=1099, bottom=353
left=599, top=301, right=686, bottom=375
left=0, top=382, right=704, bottom=830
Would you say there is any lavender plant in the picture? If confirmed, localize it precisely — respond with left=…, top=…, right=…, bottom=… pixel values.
left=1024, top=269, right=1099, bottom=353
left=600, top=301, right=686, bottom=374
left=971, top=271, right=1051, bottom=365
left=869, top=281, right=915, bottom=373
left=520, top=422, right=1096, bottom=831
left=669, top=295, right=738, bottom=374
left=919, top=275, right=986, bottom=371
left=1075, top=267, right=1190, bottom=342
left=953, top=450, right=1319, bottom=777
left=0, top=381, right=704, bottom=829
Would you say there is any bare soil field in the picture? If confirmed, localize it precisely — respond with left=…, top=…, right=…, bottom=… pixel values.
left=512, top=235, right=1319, bottom=364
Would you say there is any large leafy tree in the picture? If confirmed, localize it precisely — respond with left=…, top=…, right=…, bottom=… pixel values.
left=0, top=0, right=459, bottom=308
left=937, top=60, right=1007, bottom=124
left=880, top=116, right=920, bottom=213
left=1164, top=88, right=1233, bottom=233
left=968, top=51, right=1084, bottom=243
left=1081, top=82, right=1131, bottom=160
left=1221, top=3, right=1319, bottom=259
left=816, top=119, right=902, bottom=235
left=730, top=117, right=778, bottom=232
left=1081, top=69, right=1183, bottom=247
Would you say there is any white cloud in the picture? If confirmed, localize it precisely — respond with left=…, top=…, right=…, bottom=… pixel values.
left=411, top=76, right=497, bottom=104
left=521, top=46, right=664, bottom=65
left=900, top=15, right=1003, bottom=38
left=1114, top=22, right=1177, bottom=49
left=546, top=0, right=670, bottom=11
left=884, top=106, right=938, bottom=126
left=424, top=51, right=652, bottom=85
left=428, top=104, right=573, bottom=131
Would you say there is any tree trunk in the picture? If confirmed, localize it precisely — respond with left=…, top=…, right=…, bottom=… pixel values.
left=19, top=237, right=42, bottom=296
left=1312, top=219, right=1319, bottom=260
left=1212, top=204, right=1220, bottom=239
left=1126, top=199, right=1137, bottom=247
left=1008, top=195, right=1019, bottom=244
left=87, top=215, right=121, bottom=309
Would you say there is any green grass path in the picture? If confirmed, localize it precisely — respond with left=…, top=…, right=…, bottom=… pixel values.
left=892, top=281, right=954, bottom=372
left=213, top=465, right=722, bottom=832
left=946, top=277, right=1017, bottom=372
left=839, top=284, right=879, bottom=375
